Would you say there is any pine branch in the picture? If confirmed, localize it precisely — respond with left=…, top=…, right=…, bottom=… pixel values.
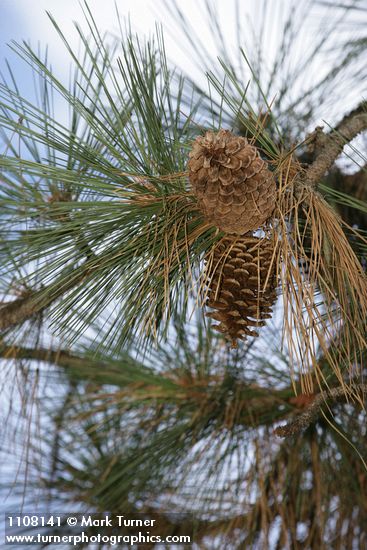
left=0, top=342, right=293, bottom=427
left=275, top=384, right=367, bottom=437
left=301, top=101, right=367, bottom=189
left=8, top=341, right=360, bottom=436
left=0, top=343, right=91, bottom=369
left=0, top=267, right=89, bottom=332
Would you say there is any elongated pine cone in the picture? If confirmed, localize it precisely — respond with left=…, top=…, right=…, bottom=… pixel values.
left=205, top=236, right=277, bottom=347
left=188, top=129, right=276, bottom=234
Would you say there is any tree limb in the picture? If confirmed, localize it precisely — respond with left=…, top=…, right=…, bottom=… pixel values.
left=2, top=343, right=367, bottom=437
left=0, top=267, right=89, bottom=332
left=274, top=384, right=367, bottom=437
left=0, top=343, right=92, bottom=369
left=300, top=101, right=367, bottom=189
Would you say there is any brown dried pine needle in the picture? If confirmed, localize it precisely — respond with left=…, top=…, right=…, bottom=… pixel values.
left=274, top=158, right=367, bottom=396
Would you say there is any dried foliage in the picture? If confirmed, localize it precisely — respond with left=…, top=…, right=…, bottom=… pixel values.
left=273, top=156, right=367, bottom=393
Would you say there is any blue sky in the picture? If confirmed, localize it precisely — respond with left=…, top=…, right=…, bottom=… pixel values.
left=1, top=1, right=366, bottom=161
left=0, top=0, right=211, bottom=114
left=1, top=0, right=365, bottom=122
left=0, top=0, right=207, bottom=72
left=0, top=1, right=154, bottom=77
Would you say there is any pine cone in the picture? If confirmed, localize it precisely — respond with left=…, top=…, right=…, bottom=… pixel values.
left=188, top=129, right=276, bottom=234
left=205, top=236, right=277, bottom=347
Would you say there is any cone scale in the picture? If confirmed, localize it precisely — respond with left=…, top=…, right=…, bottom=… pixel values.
left=188, top=129, right=276, bottom=235
left=205, top=236, right=277, bottom=347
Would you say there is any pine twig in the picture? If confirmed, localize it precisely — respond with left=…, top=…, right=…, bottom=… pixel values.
left=301, top=101, right=367, bottom=190
left=1, top=101, right=366, bottom=333
left=275, top=384, right=367, bottom=437
left=0, top=268, right=89, bottom=332
left=0, top=343, right=94, bottom=369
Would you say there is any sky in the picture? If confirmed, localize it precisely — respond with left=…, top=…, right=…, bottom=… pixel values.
left=1, top=0, right=365, bottom=132
left=0, top=0, right=210, bottom=78
left=0, top=1, right=155, bottom=90
left=0, top=0, right=221, bottom=129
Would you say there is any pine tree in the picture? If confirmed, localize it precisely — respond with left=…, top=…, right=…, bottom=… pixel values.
left=1, top=1, right=367, bottom=548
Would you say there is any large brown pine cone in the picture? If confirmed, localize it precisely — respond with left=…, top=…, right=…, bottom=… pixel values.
left=188, top=129, right=276, bottom=234
left=205, top=236, right=277, bottom=347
